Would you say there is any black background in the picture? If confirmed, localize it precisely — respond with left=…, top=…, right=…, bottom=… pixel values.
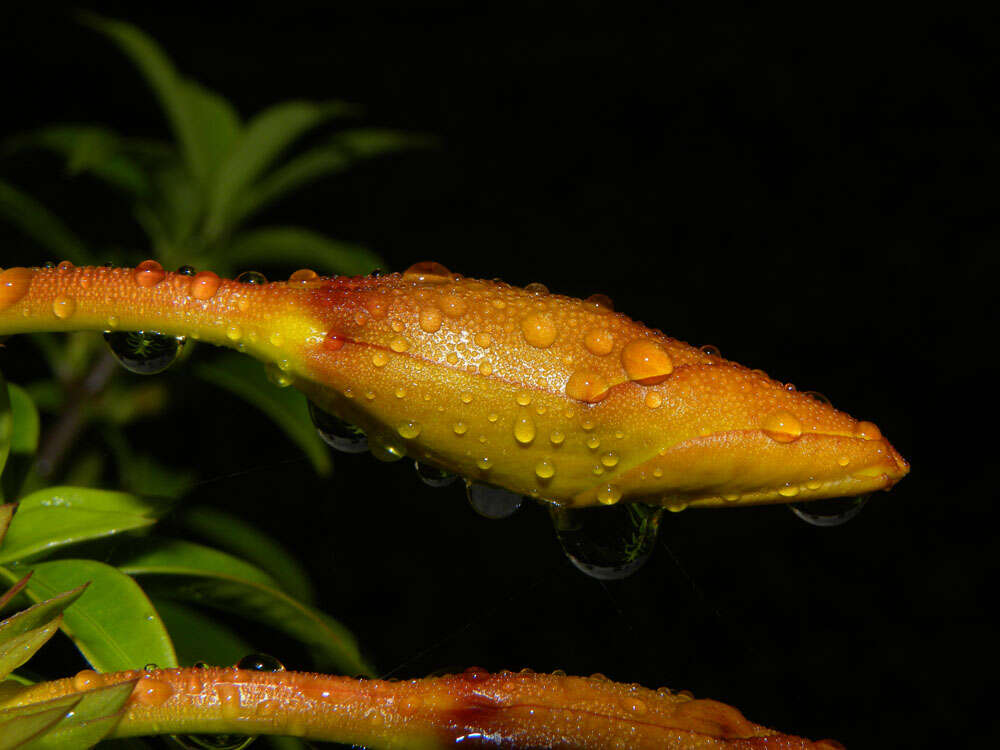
left=1, top=4, right=994, bottom=748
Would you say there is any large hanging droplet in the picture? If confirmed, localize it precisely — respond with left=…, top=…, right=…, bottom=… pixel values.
left=466, top=482, right=524, bottom=519
left=170, top=734, right=256, bottom=749
left=550, top=503, right=663, bottom=580
left=308, top=401, right=368, bottom=453
left=414, top=461, right=457, bottom=487
left=789, top=496, right=868, bottom=527
left=104, top=330, right=186, bottom=374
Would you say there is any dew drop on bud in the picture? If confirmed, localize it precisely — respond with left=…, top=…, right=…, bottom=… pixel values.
left=789, top=496, right=868, bottom=527
left=414, top=461, right=457, bottom=487
left=236, top=270, right=268, bottom=285
left=308, top=401, right=368, bottom=453
left=550, top=503, right=662, bottom=580
left=104, top=331, right=185, bottom=375
left=237, top=653, right=285, bottom=672
left=466, top=482, right=523, bottom=519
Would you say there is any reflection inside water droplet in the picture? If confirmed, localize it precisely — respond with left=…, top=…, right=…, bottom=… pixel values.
left=308, top=401, right=368, bottom=453
left=550, top=503, right=662, bottom=580
left=466, top=482, right=523, bottom=519
left=104, top=330, right=186, bottom=374
left=414, top=461, right=457, bottom=487
left=789, top=495, right=868, bottom=527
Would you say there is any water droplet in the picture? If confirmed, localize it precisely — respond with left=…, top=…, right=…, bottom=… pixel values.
left=397, top=420, right=422, bottom=439
left=189, top=270, right=221, bottom=300
left=105, top=330, right=185, bottom=374
left=549, top=430, right=565, bottom=445
left=471, top=332, right=491, bottom=349
left=513, top=415, right=536, bottom=444
left=583, top=293, right=614, bottom=313
left=466, top=482, right=523, bottom=519
left=597, top=484, right=622, bottom=505
left=700, top=344, right=721, bottom=358
left=837, top=456, right=850, bottom=466
left=762, top=410, right=803, bottom=443
left=324, top=331, right=346, bottom=351
left=367, top=294, right=390, bottom=319
left=601, top=451, right=619, bottom=468
left=520, top=313, right=557, bottom=348
left=236, top=270, right=267, bottom=285
left=479, top=360, right=493, bottom=375
left=0, top=267, right=35, bottom=311
left=132, top=676, right=174, bottom=706
left=415, top=461, right=457, bottom=487
left=515, top=391, right=532, bottom=406
left=487, top=412, right=499, bottom=423
left=476, top=456, right=493, bottom=471
left=621, top=339, right=674, bottom=385
left=790, top=496, right=868, bottom=527
left=372, top=351, right=388, bottom=367
left=237, top=653, right=285, bottom=671
left=72, top=669, right=103, bottom=691
left=419, top=306, right=443, bottom=332
left=550, top=503, right=662, bottom=579
left=460, top=392, right=473, bottom=404
left=854, top=420, right=882, bottom=441
left=524, top=282, right=549, bottom=295
left=440, top=294, right=467, bottom=317
left=177, top=265, right=196, bottom=276
left=390, top=336, right=410, bottom=353
left=778, top=484, right=800, bottom=498
left=586, top=435, right=601, bottom=450
left=565, top=370, right=610, bottom=403
left=804, top=390, right=831, bottom=405
left=535, top=459, right=556, bottom=480
left=265, top=363, right=292, bottom=387
left=52, top=296, right=75, bottom=319
left=134, top=259, right=166, bottom=288
left=57, top=260, right=74, bottom=271
left=289, top=268, right=318, bottom=282
left=226, top=325, right=242, bottom=341
left=583, top=328, right=614, bottom=356
left=371, top=442, right=406, bottom=462
left=644, top=392, right=662, bottom=409
left=403, top=261, right=452, bottom=282
left=308, top=401, right=368, bottom=453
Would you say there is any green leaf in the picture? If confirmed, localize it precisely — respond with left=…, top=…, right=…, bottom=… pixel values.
left=0, top=561, right=177, bottom=672
left=0, top=584, right=86, bottom=679
left=152, top=597, right=253, bottom=666
left=0, top=702, right=72, bottom=750
left=9, top=125, right=151, bottom=195
left=0, top=181, right=91, bottom=264
left=7, top=386, right=39, bottom=458
left=0, top=507, right=12, bottom=550
left=178, top=506, right=315, bottom=604
left=101, top=426, right=194, bottom=499
left=84, top=15, right=240, bottom=186
left=0, top=619, right=61, bottom=682
left=231, top=128, right=433, bottom=226
left=205, top=100, right=357, bottom=237
left=223, top=226, right=383, bottom=277
left=17, top=679, right=136, bottom=750
left=0, top=487, right=163, bottom=565
left=117, top=539, right=372, bottom=676
left=193, top=352, right=331, bottom=476
left=114, top=539, right=278, bottom=589
left=1, top=364, right=11, bottom=494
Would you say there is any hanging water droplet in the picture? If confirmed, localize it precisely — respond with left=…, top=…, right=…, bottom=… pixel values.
left=170, top=734, right=256, bottom=749
left=370, top=441, right=406, bottom=462
left=550, top=503, right=662, bottom=580
left=236, top=271, right=267, bottom=285
left=237, top=653, right=285, bottom=672
left=104, top=330, right=185, bottom=375
left=466, top=482, right=524, bottom=519
left=414, top=461, right=457, bottom=487
left=790, top=496, right=868, bottom=527
left=308, top=401, right=368, bottom=453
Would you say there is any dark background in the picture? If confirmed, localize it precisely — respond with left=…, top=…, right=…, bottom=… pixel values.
left=1, top=4, right=994, bottom=748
